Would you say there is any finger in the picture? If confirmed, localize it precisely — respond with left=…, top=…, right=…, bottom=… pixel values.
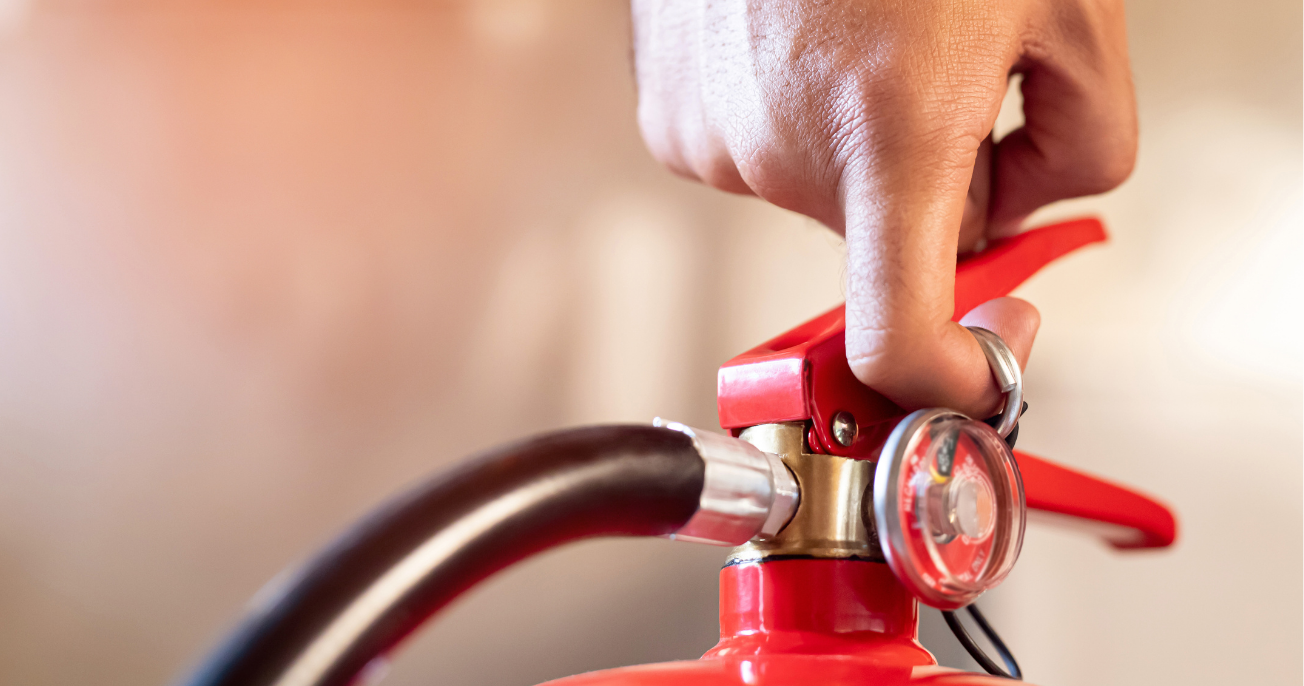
left=958, top=134, right=994, bottom=253
left=987, top=3, right=1137, bottom=236
left=843, top=114, right=1016, bottom=417
left=694, top=0, right=761, bottom=196
left=957, top=297, right=1041, bottom=372
left=632, top=0, right=752, bottom=195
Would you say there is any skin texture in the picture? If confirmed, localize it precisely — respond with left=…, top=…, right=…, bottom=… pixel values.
left=632, top=0, right=1136, bottom=416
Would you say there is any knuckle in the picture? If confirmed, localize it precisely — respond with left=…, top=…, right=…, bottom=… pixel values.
left=826, top=84, right=990, bottom=176
left=695, top=153, right=750, bottom=194
left=843, top=307, right=906, bottom=386
left=636, top=100, right=753, bottom=192
left=636, top=110, right=697, bottom=180
left=636, top=110, right=670, bottom=156
left=1076, top=130, right=1138, bottom=193
left=734, top=147, right=838, bottom=220
left=846, top=344, right=890, bottom=386
left=1097, top=131, right=1139, bottom=188
left=1030, top=116, right=1138, bottom=196
left=846, top=328, right=913, bottom=390
left=733, top=150, right=785, bottom=198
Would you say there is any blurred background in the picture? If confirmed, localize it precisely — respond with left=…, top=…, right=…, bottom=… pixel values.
left=0, top=0, right=1298, bottom=684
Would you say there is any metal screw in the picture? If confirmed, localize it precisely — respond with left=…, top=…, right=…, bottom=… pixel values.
left=831, top=411, right=857, bottom=447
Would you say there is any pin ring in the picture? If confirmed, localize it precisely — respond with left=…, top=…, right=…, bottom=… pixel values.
left=965, top=327, right=1023, bottom=438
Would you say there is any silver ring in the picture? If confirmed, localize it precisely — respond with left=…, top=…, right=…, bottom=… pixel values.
left=965, top=327, right=1023, bottom=438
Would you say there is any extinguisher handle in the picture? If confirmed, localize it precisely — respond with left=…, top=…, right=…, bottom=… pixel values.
left=959, top=220, right=1179, bottom=549
left=1016, top=450, right=1178, bottom=549
left=716, top=217, right=1110, bottom=456
left=951, top=217, right=1108, bottom=321
left=713, top=215, right=1179, bottom=550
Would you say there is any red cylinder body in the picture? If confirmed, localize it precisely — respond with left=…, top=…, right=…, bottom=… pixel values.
left=542, top=558, right=1018, bottom=686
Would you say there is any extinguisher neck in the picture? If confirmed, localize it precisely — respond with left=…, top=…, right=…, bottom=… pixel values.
left=703, top=423, right=931, bottom=665
left=707, top=557, right=932, bottom=664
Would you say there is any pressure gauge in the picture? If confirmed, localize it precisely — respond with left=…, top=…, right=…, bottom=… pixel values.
left=873, top=408, right=1025, bottom=609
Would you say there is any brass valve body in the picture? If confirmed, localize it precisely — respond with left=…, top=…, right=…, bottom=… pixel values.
left=730, top=422, right=883, bottom=564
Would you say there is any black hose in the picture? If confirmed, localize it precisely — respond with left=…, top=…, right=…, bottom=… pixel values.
left=180, top=425, right=705, bottom=686
left=943, top=604, right=1023, bottom=680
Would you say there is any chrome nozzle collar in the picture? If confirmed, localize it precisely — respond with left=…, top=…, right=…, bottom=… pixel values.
left=655, top=419, right=799, bottom=546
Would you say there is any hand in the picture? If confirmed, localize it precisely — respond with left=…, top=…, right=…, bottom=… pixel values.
left=632, top=0, right=1136, bottom=416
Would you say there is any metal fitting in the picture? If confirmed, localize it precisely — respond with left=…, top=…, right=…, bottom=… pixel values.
left=655, top=419, right=799, bottom=546
left=728, top=422, right=883, bottom=564
left=966, top=326, right=1023, bottom=438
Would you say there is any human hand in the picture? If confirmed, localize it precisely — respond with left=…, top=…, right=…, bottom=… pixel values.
left=632, top=0, right=1136, bottom=417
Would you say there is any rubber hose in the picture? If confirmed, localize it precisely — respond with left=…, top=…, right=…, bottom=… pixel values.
left=180, top=424, right=705, bottom=686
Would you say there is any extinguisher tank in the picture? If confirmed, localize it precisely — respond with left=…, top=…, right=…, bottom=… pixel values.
left=544, top=562, right=1014, bottom=686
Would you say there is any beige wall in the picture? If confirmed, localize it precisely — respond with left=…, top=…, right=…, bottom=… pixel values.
left=0, top=1, right=1297, bottom=685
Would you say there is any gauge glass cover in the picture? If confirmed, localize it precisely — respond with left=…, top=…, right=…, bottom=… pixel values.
left=874, top=409, right=1026, bottom=609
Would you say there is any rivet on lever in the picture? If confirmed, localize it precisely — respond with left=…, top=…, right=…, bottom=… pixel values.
left=831, top=411, right=858, bottom=447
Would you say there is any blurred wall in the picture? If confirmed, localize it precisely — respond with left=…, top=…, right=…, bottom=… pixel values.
left=0, top=1, right=1297, bottom=685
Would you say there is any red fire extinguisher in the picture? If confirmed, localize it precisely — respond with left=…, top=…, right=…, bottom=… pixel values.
left=179, top=218, right=1177, bottom=686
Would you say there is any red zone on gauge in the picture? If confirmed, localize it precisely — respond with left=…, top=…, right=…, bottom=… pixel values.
left=902, top=429, right=995, bottom=585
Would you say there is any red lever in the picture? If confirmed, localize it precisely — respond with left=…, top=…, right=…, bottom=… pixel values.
left=950, top=217, right=1108, bottom=320
left=717, top=217, right=1108, bottom=456
left=716, top=217, right=1178, bottom=550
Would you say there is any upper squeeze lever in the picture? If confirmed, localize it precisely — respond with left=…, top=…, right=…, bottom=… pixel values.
left=714, top=217, right=1177, bottom=551
left=717, top=217, right=1108, bottom=457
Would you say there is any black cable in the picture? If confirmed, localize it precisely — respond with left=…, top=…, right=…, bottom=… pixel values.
left=952, top=403, right=1026, bottom=678
left=983, top=401, right=1029, bottom=450
left=942, top=604, right=1023, bottom=680
left=178, top=425, right=706, bottom=686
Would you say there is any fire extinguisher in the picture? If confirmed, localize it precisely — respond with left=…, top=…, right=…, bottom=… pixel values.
left=179, top=218, right=1177, bottom=686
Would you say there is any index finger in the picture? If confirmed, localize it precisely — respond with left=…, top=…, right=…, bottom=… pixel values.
left=841, top=108, right=1037, bottom=416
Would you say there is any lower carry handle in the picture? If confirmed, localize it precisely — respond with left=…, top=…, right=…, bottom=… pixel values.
left=1017, top=450, right=1177, bottom=550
